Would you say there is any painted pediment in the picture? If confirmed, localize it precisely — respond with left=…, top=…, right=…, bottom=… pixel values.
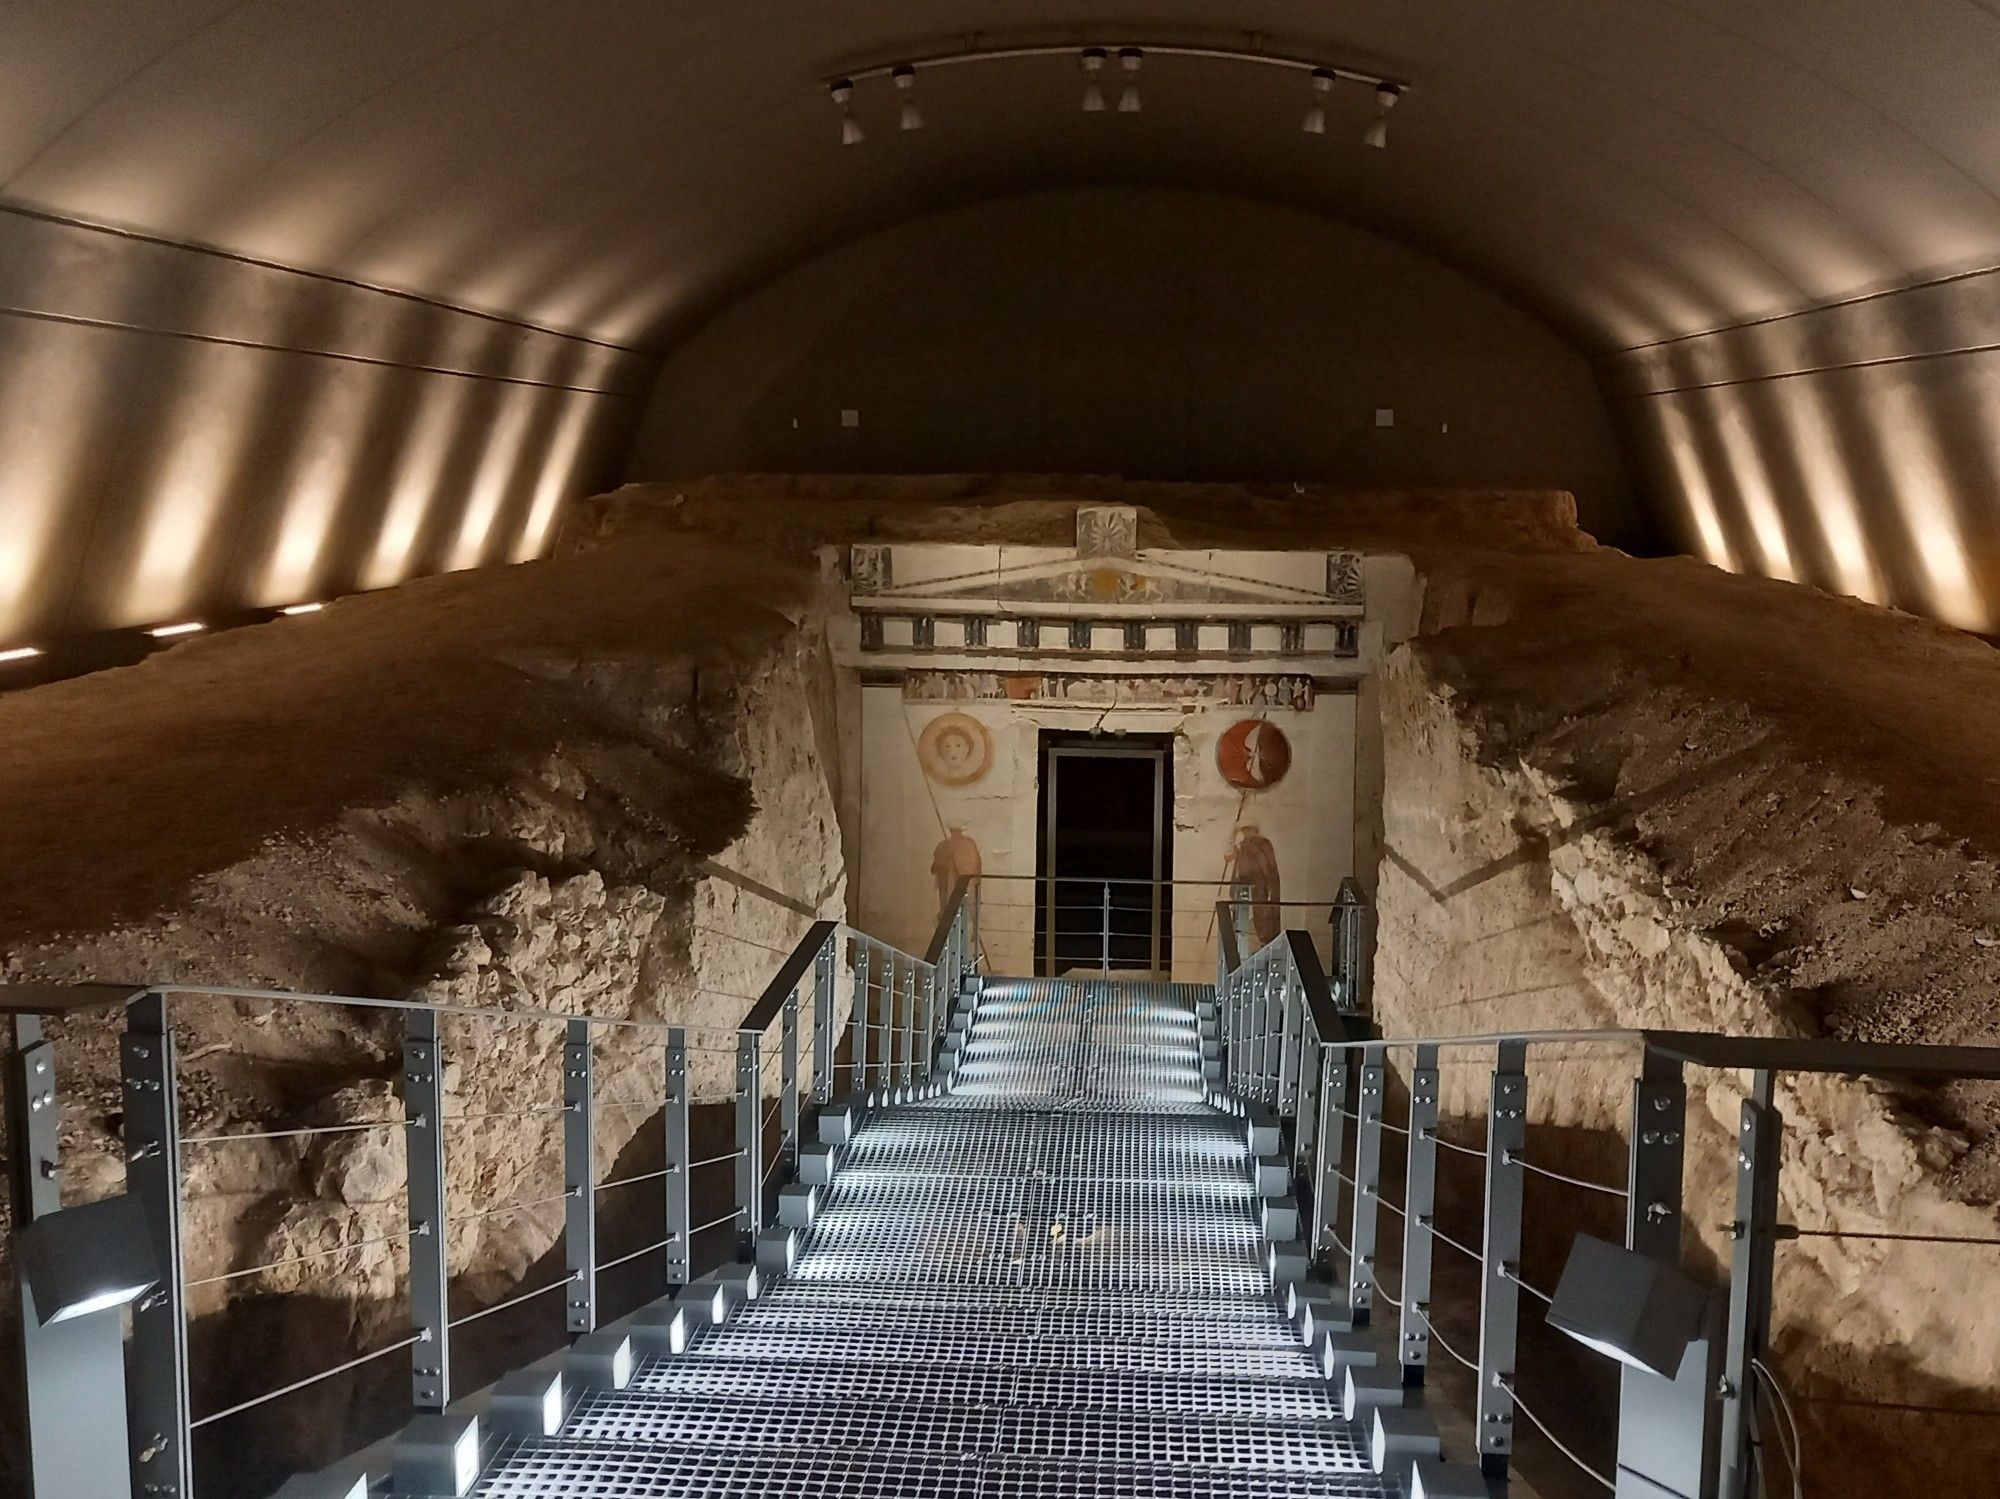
left=851, top=508, right=1362, bottom=609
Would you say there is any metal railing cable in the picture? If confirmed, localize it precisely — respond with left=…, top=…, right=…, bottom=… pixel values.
left=1505, top=1149, right=1628, bottom=1197
left=187, top=1227, right=420, bottom=1289
left=189, top=1333, right=428, bottom=1430
left=447, top=1274, right=580, bottom=1329
left=182, top=1118, right=408, bottom=1145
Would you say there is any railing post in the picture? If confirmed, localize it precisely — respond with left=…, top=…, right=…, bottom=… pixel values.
left=1477, top=1039, right=1529, bottom=1477
left=1619, top=1046, right=1708, bottom=1499
left=1312, top=1047, right=1349, bottom=1275
left=850, top=943, right=871, bottom=1098
left=1334, top=878, right=1370, bottom=1011
left=1100, top=880, right=1111, bottom=974
left=780, top=984, right=800, bottom=1173
left=123, top=993, right=193, bottom=1496
left=1347, top=1056, right=1385, bottom=1326
left=1400, top=1043, right=1441, bottom=1382
left=402, top=1006, right=449, bottom=1412
left=735, top=1031, right=761, bottom=1254
left=1277, top=972, right=1303, bottom=1117
left=562, top=1018, right=596, bottom=1334
left=1262, top=967, right=1282, bottom=1103
left=664, top=1027, right=690, bottom=1287
left=1719, top=1070, right=1782, bottom=1499
left=1293, top=1026, right=1322, bottom=1178
left=813, top=935, right=836, bottom=1105
left=899, top=959, right=917, bottom=1094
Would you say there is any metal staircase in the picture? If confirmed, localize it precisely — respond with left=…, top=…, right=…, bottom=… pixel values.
left=460, top=975, right=1389, bottom=1499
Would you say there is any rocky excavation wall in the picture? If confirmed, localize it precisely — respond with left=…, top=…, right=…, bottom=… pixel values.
left=1376, top=626, right=2000, bottom=1499
left=0, top=536, right=847, bottom=1492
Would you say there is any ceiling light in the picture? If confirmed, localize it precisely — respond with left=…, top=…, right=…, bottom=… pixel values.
left=1365, top=82, right=1401, bottom=149
left=279, top=602, right=323, bottom=616
left=147, top=622, right=204, bottom=639
left=830, top=79, right=863, bottom=145
left=0, top=646, right=41, bottom=664
left=1303, top=68, right=1334, bottom=135
left=1081, top=48, right=1107, bottom=113
left=1117, top=48, right=1143, bottom=113
left=893, top=65, right=923, bottom=131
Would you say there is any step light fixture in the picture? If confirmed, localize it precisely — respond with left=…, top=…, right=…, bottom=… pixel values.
left=279, top=602, right=324, bottom=616
left=0, top=645, right=41, bottom=664
left=1546, top=1233, right=1709, bottom=1378
left=826, top=40, right=1408, bottom=146
left=146, top=621, right=205, bottom=638
left=18, top=1192, right=161, bottom=1325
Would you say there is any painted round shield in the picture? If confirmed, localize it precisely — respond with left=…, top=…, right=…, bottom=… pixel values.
left=1216, top=718, right=1291, bottom=790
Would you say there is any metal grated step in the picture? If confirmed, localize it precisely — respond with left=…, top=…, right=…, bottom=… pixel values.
left=463, top=975, right=1388, bottom=1499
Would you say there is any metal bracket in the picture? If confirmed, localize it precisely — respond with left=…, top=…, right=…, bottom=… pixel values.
left=122, top=993, right=193, bottom=1497
left=1477, top=1039, right=1528, bottom=1476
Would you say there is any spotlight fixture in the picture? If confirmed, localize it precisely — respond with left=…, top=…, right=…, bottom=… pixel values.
left=1365, top=82, right=1401, bottom=149
left=830, top=78, right=864, bottom=146
left=1081, top=48, right=1108, bottom=113
left=18, top=1193, right=161, bottom=1325
left=279, top=602, right=324, bottom=616
left=1303, top=67, right=1334, bottom=135
left=0, top=645, right=41, bottom=664
left=893, top=64, right=923, bottom=131
left=822, top=41, right=1409, bottom=147
left=1117, top=48, right=1143, bottom=113
left=147, top=621, right=204, bottom=639
left=1547, top=1234, right=1711, bottom=1378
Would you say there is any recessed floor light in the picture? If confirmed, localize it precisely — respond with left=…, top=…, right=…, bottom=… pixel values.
left=0, top=646, right=42, bottom=664
left=279, top=602, right=324, bottom=616
left=147, top=622, right=204, bottom=639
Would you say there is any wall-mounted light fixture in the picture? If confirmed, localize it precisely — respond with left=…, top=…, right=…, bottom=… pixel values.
left=826, top=38, right=1409, bottom=148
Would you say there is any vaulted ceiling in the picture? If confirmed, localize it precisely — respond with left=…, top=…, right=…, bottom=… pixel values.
left=10, top=0, right=1996, bottom=350
left=3, top=2, right=1998, bottom=645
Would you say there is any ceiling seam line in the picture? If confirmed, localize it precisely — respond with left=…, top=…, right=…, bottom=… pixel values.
left=1605, top=340, right=2000, bottom=399
left=0, top=303, right=645, bottom=397
left=1602, top=259, right=2000, bottom=358
left=0, top=198, right=654, bottom=358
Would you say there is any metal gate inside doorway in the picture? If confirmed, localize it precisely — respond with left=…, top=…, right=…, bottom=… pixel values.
left=1034, top=733, right=1173, bottom=975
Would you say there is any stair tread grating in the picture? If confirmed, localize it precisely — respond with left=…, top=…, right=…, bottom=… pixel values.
left=465, top=974, right=1390, bottom=1499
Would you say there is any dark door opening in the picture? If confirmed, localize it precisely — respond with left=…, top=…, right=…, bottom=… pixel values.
left=1035, top=732, right=1174, bottom=975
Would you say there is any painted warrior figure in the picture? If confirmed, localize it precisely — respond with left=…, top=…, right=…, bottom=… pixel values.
left=931, top=825, right=983, bottom=909
left=1227, top=824, right=1282, bottom=948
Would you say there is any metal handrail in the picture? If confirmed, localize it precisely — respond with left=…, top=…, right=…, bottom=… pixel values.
left=1, top=878, right=983, bottom=1499
left=1211, top=899, right=2000, bottom=1499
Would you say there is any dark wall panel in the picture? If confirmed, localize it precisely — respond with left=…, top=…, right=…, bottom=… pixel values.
left=624, top=190, right=1642, bottom=548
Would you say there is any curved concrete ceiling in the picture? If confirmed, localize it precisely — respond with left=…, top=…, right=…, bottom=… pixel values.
left=8, top=1, right=1997, bottom=351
